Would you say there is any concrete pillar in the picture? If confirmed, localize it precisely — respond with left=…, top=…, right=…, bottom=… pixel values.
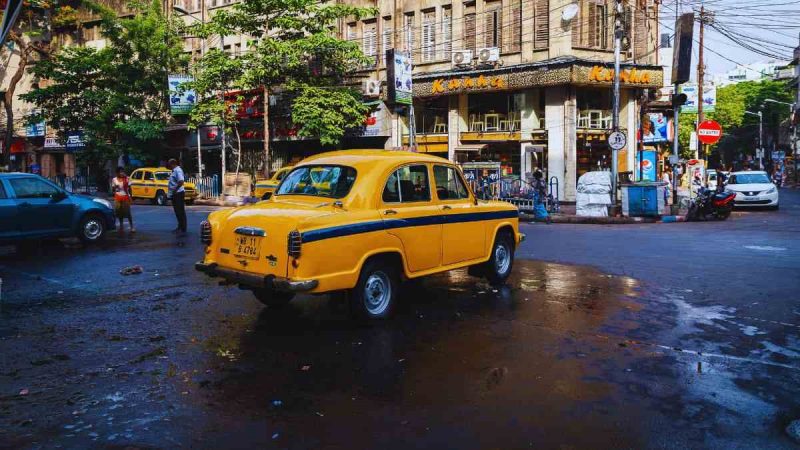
left=624, top=90, right=637, bottom=178
left=40, top=153, right=54, bottom=177
left=546, top=86, right=577, bottom=201
left=65, top=153, right=76, bottom=177
left=447, top=94, right=463, bottom=162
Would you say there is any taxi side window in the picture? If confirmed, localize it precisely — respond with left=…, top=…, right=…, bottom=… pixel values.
left=131, top=171, right=143, bottom=180
left=143, top=172, right=154, bottom=181
left=382, top=165, right=430, bottom=203
left=433, top=165, right=469, bottom=200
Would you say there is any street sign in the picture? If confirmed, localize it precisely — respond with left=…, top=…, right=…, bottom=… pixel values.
left=608, top=131, right=627, bottom=150
left=697, top=120, right=722, bottom=145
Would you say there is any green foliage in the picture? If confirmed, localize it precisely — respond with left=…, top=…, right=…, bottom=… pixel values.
left=22, top=0, right=187, bottom=165
left=188, top=0, right=375, bottom=146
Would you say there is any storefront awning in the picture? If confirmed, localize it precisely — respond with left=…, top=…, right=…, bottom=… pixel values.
left=455, top=144, right=487, bottom=153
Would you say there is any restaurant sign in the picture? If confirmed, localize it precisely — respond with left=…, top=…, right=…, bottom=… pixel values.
left=431, top=75, right=506, bottom=94
left=588, top=66, right=652, bottom=84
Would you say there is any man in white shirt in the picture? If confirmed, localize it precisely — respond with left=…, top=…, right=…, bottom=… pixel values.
left=167, top=158, right=187, bottom=234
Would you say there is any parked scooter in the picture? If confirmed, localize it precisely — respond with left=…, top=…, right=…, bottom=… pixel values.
left=687, top=187, right=736, bottom=221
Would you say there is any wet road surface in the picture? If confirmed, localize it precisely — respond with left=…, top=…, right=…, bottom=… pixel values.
left=0, top=191, right=799, bottom=449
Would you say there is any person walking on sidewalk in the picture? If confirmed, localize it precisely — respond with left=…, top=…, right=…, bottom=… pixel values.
left=111, top=166, right=135, bottom=234
left=168, top=159, right=187, bottom=235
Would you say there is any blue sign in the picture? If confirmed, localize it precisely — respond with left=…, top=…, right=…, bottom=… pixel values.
left=65, top=131, right=86, bottom=152
left=25, top=121, right=45, bottom=137
left=636, top=150, right=657, bottom=181
left=169, top=74, right=196, bottom=115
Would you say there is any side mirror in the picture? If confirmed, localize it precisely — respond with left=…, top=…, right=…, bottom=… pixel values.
left=50, top=191, right=67, bottom=202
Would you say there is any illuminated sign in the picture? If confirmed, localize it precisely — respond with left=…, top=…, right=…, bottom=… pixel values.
left=431, top=75, right=506, bottom=94
left=588, top=66, right=651, bottom=84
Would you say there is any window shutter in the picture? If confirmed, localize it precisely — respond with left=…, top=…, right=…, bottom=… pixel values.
left=485, top=8, right=501, bottom=48
left=465, top=13, right=476, bottom=52
left=505, top=1, right=521, bottom=52
left=572, top=0, right=584, bottom=47
left=404, top=13, right=415, bottom=60
left=534, top=0, right=549, bottom=49
left=422, top=11, right=436, bottom=62
left=588, top=3, right=597, bottom=48
left=442, top=7, right=452, bottom=60
left=382, top=19, right=393, bottom=65
left=634, top=7, right=649, bottom=61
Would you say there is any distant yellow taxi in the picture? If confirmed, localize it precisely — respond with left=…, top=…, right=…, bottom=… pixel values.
left=129, top=167, right=198, bottom=205
left=253, top=166, right=292, bottom=200
left=196, top=150, right=524, bottom=319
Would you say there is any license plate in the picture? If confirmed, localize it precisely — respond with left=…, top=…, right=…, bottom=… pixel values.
left=234, top=235, right=261, bottom=259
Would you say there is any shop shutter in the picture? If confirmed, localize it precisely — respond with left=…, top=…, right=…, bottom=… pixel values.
left=634, top=7, right=649, bottom=61
left=441, top=6, right=452, bottom=60
left=464, top=13, right=476, bottom=52
left=534, top=0, right=549, bottom=49
left=505, top=0, right=522, bottom=53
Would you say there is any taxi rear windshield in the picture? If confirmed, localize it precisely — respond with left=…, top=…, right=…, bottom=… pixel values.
left=276, top=165, right=357, bottom=198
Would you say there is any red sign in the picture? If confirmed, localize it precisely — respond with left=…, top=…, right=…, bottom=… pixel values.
left=697, top=120, right=722, bottom=145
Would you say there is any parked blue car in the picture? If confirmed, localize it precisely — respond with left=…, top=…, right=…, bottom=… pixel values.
left=0, top=173, right=116, bottom=244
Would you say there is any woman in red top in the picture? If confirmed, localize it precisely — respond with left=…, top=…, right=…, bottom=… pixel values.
left=111, top=166, right=135, bottom=234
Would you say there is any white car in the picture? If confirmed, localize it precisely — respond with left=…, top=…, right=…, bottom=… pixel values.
left=706, top=170, right=729, bottom=192
left=726, top=171, right=779, bottom=209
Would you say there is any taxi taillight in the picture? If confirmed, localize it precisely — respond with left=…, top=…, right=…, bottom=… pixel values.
left=287, top=230, right=301, bottom=258
left=200, top=220, right=212, bottom=245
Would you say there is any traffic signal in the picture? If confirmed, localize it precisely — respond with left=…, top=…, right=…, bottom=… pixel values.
left=672, top=93, right=688, bottom=108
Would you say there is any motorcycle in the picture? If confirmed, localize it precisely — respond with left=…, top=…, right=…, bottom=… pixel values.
left=686, top=187, right=736, bottom=221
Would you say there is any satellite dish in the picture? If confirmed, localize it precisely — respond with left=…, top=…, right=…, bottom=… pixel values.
left=562, top=3, right=579, bottom=21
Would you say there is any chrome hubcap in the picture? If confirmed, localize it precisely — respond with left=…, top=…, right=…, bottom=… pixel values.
left=84, top=220, right=102, bottom=240
left=495, top=243, right=511, bottom=275
left=364, top=271, right=391, bottom=315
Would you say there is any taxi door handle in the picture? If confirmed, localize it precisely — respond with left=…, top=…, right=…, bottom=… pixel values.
left=383, top=209, right=397, bottom=215
left=441, top=205, right=452, bottom=210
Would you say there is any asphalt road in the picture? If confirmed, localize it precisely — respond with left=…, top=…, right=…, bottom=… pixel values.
left=0, top=191, right=798, bottom=449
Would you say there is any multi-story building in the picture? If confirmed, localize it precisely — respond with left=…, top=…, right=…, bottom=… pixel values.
left=338, top=0, right=662, bottom=201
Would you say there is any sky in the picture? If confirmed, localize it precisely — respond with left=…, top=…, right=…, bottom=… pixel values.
left=660, top=0, right=800, bottom=77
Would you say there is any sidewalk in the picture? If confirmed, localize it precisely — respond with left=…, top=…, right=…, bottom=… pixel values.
left=521, top=203, right=686, bottom=225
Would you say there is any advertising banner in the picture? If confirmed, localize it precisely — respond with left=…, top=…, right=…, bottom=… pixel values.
left=386, top=49, right=412, bottom=105
left=168, top=74, right=196, bottom=115
left=635, top=150, right=658, bottom=181
left=25, top=120, right=45, bottom=137
left=681, top=84, right=716, bottom=113
left=641, top=113, right=669, bottom=144
left=65, top=131, right=86, bottom=152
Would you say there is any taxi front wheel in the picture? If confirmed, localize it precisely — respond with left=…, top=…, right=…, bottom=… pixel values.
left=483, top=231, right=514, bottom=286
left=350, top=259, right=399, bottom=320
left=253, top=289, right=295, bottom=309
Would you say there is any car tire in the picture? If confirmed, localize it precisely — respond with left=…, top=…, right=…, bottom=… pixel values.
left=78, top=214, right=106, bottom=243
left=155, top=190, right=168, bottom=206
left=252, top=288, right=295, bottom=309
left=350, top=258, right=399, bottom=320
left=483, top=230, right=515, bottom=286
left=261, top=193, right=272, bottom=201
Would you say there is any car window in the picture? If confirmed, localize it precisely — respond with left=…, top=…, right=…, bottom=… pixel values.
left=382, top=165, right=431, bottom=203
left=10, top=177, right=61, bottom=199
left=131, top=171, right=143, bottom=180
left=155, top=172, right=170, bottom=181
left=0, top=182, right=6, bottom=199
left=433, top=165, right=469, bottom=200
left=276, top=165, right=357, bottom=198
left=144, top=172, right=155, bottom=181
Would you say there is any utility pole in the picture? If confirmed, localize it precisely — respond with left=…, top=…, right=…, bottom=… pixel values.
left=697, top=6, right=706, bottom=160
left=759, top=111, right=763, bottom=169
left=611, top=0, right=623, bottom=203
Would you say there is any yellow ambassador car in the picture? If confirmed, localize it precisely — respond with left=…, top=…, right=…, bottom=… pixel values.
left=129, top=167, right=198, bottom=206
left=253, top=166, right=293, bottom=200
left=195, top=150, right=524, bottom=320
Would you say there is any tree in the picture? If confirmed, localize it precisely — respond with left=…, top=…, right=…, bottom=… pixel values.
left=188, top=0, right=375, bottom=176
left=22, top=0, right=187, bottom=169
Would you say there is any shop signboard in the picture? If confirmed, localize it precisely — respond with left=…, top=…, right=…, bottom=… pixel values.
left=635, top=150, right=658, bottom=181
left=168, top=74, right=196, bottom=115
left=44, top=137, right=61, bottom=149
left=65, top=131, right=85, bottom=152
left=642, top=113, right=669, bottom=144
left=686, top=159, right=705, bottom=196
left=386, top=49, right=412, bottom=105
left=25, top=118, right=45, bottom=137
left=680, top=84, right=716, bottom=113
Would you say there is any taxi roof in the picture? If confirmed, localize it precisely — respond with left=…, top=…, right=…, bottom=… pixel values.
left=298, top=150, right=451, bottom=171
left=134, top=167, right=171, bottom=172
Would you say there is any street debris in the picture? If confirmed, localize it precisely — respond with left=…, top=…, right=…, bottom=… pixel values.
left=119, top=265, right=143, bottom=276
left=272, top=400, right=283, bottom=407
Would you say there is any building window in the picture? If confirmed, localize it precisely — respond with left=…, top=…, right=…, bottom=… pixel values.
left=421, top=9, right=436, bottom=62
left=504, top=0, right=521, bottom=53
left=404, top=12, right=415, bottom=60
left=363, top=20, right=377, bottom=67
left=484, top=2, right=502, bottom=48
left=441, top=6, right=452, bottom=60
left=463, top=2, right=476, bottom=52
left=572, top=0, right=610, bottom=50
left=534, top=0, right=549, bottom=49
left=347, top=22, right=357, bottom=43
left=382, top=16, right=393, bottom=65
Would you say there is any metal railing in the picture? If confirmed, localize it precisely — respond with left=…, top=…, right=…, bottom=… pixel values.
left=48, top=175, right=97, bottom=195
left=470, top=176, right=559, bottom=214
left=187, top=175, right=220, bottom=199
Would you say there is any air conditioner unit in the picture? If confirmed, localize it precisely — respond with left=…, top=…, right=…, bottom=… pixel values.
left=477, top=47, right=500, bottom=64
left=362, top=79, right=381, bottom=97
left=451, top=50, right=473, bottom=67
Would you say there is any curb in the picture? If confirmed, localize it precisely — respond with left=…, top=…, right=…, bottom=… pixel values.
left=521, top=213, right=686, bottom=224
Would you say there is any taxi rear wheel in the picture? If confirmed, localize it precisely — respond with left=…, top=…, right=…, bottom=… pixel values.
left=350, top=258, right=399, bottom=320
left=252, top=288, right=295, bottom=309
left=484, top=231, right=514, bottom=286
left=155, top=190, right=168, bottom=206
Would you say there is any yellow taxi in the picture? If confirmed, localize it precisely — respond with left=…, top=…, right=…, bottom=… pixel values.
left=129, top=167, right=198, bottom=205
left=195, top=150, right=524, bottom=320
left=253, top=166, right=293, bottom=200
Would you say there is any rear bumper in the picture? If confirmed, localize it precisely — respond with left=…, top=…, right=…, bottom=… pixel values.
left=195, top=261, right=318, bottom=292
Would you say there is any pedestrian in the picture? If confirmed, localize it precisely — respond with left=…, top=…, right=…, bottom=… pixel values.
left=111, top=166, right=135, bottom=234
left=167, top=158, right=187, bottom=235
left=661, top=166, right=671, bottom=204
left=532, top=169, right=550, bottom=223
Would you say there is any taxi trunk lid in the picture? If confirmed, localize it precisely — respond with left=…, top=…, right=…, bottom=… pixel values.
left=213, top=200, right=330, bottom=278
